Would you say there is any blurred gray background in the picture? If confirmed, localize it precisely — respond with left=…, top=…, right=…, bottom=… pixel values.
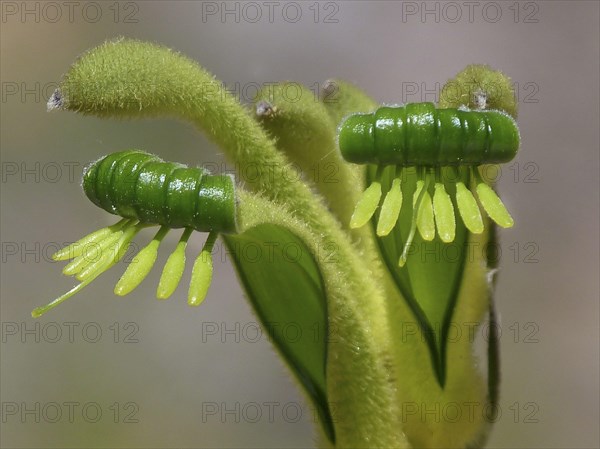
left=1, top=1, right=598, bottom=448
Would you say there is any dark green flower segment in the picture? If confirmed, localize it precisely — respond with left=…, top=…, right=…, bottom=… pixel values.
left=83, top=150, right=237, bottom=233
left=338, top=103, right=519, bottom=165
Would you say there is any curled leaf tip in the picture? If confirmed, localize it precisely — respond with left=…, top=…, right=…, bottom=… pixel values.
left=47, top=89, right=63, bottom=111
left=439, top=64, right=518, bottom=118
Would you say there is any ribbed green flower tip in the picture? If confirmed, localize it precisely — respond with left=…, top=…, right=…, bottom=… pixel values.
left=82, top=150, right=237, bottom=234
left=32, top=150, right=240, bottom=318
left=340, top=102, right=519, bottom=267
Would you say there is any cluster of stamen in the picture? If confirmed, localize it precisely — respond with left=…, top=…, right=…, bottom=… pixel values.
left=32, top=219, right=218, bottom=317
left=350, top=166, right=514, bottom=267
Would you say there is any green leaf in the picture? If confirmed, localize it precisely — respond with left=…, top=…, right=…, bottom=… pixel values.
left=231, top=191, right=410, bottom=448
left=222, top=224, right=334, bottom=443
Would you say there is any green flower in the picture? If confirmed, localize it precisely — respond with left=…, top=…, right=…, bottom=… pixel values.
left=34, top=38, right=519, bottom=449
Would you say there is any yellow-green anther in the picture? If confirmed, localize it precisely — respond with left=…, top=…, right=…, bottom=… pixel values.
left=350, top=181, right=382, bottom=229
left=115, top=226, right=169, bottom=296
left=377, top=177, right=403, bottom=236
left=455, top=182, right=484, bottom=234
left=53, top=228, right=111, bottom=261
left=52, top=219, right=129, bottom=261
left=62, top=230, right=123, bottom=276
left=188, top=232, right=218, bottom=307
left=157, top=228, right=193, bottom=300
left=188, top=253, right=212, bottom=307
left=413, top=180, right=435, bottom=241
left=76, top=223, right=141, bottom=281
left=433, top=183, right=456, bottom=243
left=75, top=241, right=121, bottom=281
left=476, top=183, right=514, bottom=228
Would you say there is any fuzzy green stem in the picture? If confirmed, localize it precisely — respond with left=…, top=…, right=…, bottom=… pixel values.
left=235, top=190, right=410, bottom=449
